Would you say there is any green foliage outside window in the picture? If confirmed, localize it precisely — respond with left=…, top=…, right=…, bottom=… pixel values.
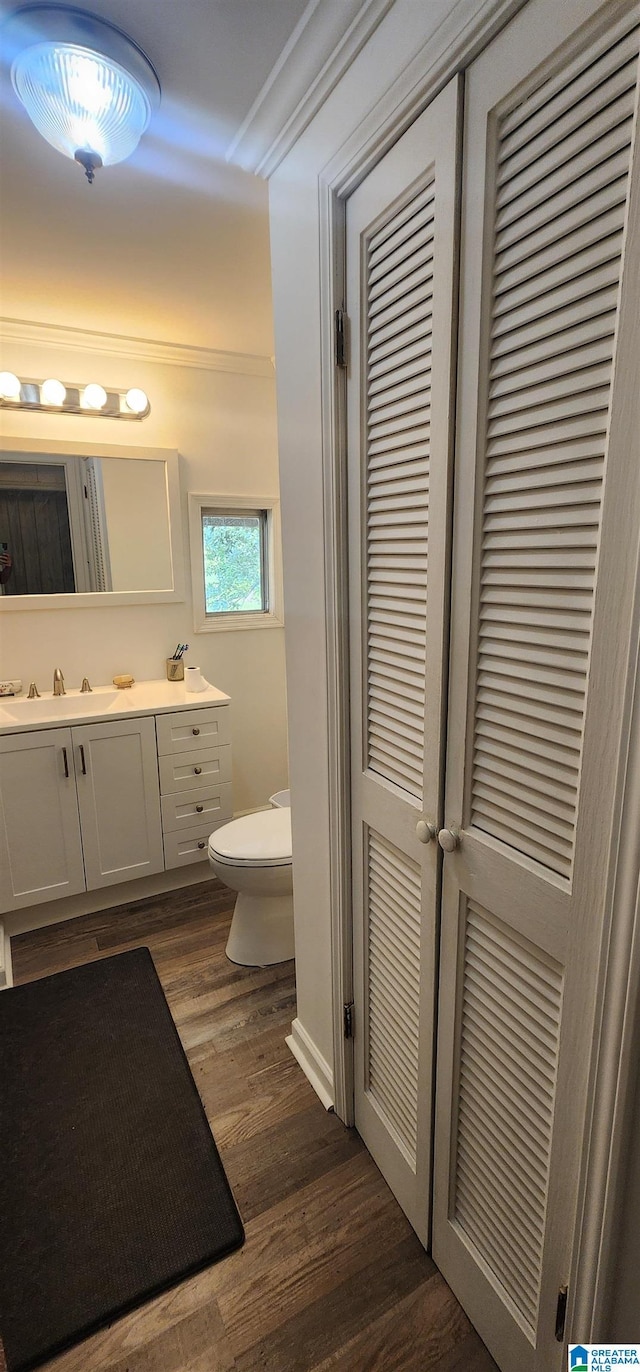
left=202, top=513, right=266, bottom=614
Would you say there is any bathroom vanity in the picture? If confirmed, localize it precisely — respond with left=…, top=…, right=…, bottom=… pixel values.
left=0, top=681, right=232, bottom=912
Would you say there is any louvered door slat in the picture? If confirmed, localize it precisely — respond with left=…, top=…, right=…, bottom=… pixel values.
left=491, top=307, right=618, bottom=374
left=495, top=88, right=635, bottom=216
left=367, top=185, right=435, bottom=270
left=496, top=148, right=631, bottom=259
left=365, top=179, right=433, bottom=797
left=365, top=830, right=422, bottom=1157
left=454, top=905, right=563, bottom=1334
left=499, top=23, right=639, bottom=146
left=470, top=23, right=637, bottom=875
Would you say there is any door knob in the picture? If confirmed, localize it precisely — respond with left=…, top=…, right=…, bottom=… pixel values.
left=416, top=819, right=436, bottom=844
left=438, top=827, right=460, bottom=852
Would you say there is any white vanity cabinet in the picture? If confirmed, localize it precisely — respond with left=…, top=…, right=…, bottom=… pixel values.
left=0, top=687, right=233, bottom=912
left=156, top=704, right=233, bottom=867
left=0, top=716, right=164, bottom=910
left=72, top=716, right=164, bottom=890
left=0, top=727, right=86, bottom=910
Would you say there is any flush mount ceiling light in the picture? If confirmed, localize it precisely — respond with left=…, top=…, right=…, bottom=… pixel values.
left=6, top=5, right=160, bottom=183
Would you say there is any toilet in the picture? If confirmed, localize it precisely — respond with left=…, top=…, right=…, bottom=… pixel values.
left=208, top=802, right=293, bottom=966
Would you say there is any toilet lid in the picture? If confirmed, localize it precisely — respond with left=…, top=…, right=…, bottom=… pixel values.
left=208, top=807, right=292, bottom=867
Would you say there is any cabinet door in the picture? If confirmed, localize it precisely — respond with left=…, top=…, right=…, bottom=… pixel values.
left=0, top=727, right=85, bottom=911
left=347, top=77, right=460, bottom=1242
left=433, top=4, right=640, bottom=1370
left=72, top=716, right=164, bottom=889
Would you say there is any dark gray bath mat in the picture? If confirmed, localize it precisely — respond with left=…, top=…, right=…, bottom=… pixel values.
left=0, top=946, right=243, bottom=1371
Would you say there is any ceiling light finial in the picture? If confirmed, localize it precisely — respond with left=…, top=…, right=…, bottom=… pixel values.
left=6, top=5, right=160, bottom=184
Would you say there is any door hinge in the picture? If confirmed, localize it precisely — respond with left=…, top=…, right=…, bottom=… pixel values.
left=555, top=1284, right=568, bottom=1342
left=343, top=1001, right=354, bottom=1039
left=335, top=308, right=348, bottom=369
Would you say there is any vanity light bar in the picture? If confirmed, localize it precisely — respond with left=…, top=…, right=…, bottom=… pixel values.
left=0, top=373, right=150, bottom=420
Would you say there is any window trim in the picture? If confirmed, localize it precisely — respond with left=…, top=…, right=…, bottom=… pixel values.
left=188, top=492, right=284, bottom=633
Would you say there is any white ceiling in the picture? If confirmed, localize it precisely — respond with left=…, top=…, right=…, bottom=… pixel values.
left=0, top=0, right=388, bottom=355
left=0, top=0, right=311, bottom=156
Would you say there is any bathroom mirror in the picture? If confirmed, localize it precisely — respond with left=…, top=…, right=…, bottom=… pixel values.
left=0, top=439, right=184, bottom=609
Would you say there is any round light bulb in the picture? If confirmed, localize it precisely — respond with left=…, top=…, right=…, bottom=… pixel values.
left=0, top=371, right=21, bottom=401
left=125, top=387, right=148, bottom=414
left=82, top=383, right=107, bottom=410
left=41, top=378, right=66, bottom=406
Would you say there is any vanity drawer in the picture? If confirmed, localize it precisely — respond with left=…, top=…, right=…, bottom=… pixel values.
left=159, top=744, right=232, bottom=794
left=163, top=821, right=222, bottom=868
left=161, top=782, right=233, bottom=834
left=156, top=706, right=231, bottom=756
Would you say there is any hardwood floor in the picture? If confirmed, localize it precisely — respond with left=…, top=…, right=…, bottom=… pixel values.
left=10, top=880, right=498, bottom=1372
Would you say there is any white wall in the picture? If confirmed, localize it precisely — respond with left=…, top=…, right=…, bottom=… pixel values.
left=0, top=117, right=274, bottom=358
left=0, top=334, right=288, bottom=816
left=269, top=0, right=509, bottom=1087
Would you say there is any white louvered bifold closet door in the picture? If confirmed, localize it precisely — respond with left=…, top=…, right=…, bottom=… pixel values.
left=347, top=77, right=460, bottom=1240
left=433, top=2, right=640, bottom=1369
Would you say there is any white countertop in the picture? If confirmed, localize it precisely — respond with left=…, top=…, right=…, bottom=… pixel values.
left=0, top=679, right=230, bottom=735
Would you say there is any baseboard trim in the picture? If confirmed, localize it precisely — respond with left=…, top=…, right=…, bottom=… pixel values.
left=286, top=1017, right=334, bottom=1111
left=0, top=922, right=14, bottom=989
left=4, top=865, right=216, bottom=939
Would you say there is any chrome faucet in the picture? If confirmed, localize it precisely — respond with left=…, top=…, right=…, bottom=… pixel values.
left=53, top=668, right=66, bottom=696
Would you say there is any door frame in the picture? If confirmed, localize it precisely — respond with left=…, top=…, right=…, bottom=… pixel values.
left=314, top=0, right=640, bottom=1339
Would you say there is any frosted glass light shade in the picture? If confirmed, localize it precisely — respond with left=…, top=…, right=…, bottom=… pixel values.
left=8, top=7, right=160, bottom=181
left=82, top=383, right=107, bottom=409
left=0, top=372, right=21, bottom=400
left=125, top=387, right=148, bottom=414
left=41, top=378, right=66, bottom=405
left=13, top=42, right=150, bottom=166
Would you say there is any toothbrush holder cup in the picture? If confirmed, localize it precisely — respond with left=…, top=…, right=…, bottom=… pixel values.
left=166, top=658, right=185, bottom=682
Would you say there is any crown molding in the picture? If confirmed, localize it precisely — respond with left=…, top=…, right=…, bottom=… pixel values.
left=0, top=317, right=275, bottom=378
left=322, top=0, right=529, bottom=194
left=226, top=0, right=394, bottom=177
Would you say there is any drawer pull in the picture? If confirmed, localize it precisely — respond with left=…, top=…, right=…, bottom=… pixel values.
left=62, top=746, right=69, bottom=778
left=192, top=727, right=200, bottom=735
left=196, top=804, right=204, bottom=813
left=194, top=766, right=202, bottom=775
left=79, top=744, right=87, bottom=776
left=197, top=840, right=206, bottom=850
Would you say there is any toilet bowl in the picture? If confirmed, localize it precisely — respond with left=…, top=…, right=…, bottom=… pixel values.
left=208, top=807, right=294, bottom=966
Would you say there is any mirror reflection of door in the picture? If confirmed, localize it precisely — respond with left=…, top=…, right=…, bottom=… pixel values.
left=0, top=462, right=76, bottom=595
left=0, top=453, right=172, bottom=595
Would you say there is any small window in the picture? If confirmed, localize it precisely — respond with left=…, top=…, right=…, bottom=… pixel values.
left=189, top=493, right=283, bottom=633
left=202, top=509, right=267, bottom=615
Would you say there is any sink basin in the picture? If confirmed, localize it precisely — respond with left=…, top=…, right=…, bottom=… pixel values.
left=0, top=689, right=120, bottom=722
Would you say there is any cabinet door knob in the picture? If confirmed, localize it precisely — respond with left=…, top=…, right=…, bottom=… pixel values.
left=194, top=766, right=202, bottom=775
left=197, top=840, right=206, bottom=850
left=196, top=804, right=204, bottom=813
left=416, top=819, right=436, bottom=844
left=438, top=827, right=460, bottom=852
left=192, top=727, right=200, bottom=735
